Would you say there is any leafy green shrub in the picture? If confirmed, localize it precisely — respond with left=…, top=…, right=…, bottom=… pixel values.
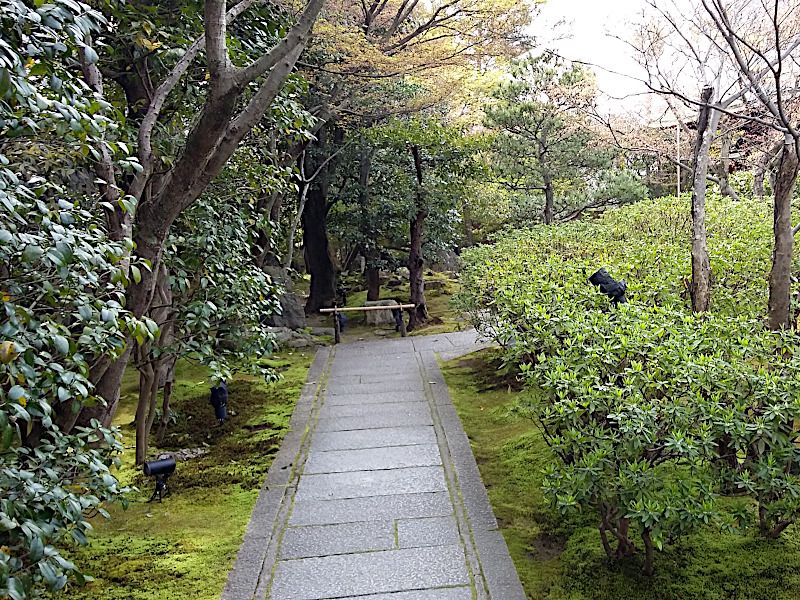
left=457, top=195, right=800, bottom=575
left=1, top=2, right=148, bottom=597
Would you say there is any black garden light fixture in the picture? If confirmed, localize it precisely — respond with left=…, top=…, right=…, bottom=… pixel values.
left=589, top=268, right=627, bottom=304
left=210, top=380, right=228, bottom=425
left=143, top=456, right=176, bottom=503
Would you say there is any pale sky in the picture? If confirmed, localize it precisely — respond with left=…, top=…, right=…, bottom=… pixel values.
left=534, top=0, right=654, bottom=114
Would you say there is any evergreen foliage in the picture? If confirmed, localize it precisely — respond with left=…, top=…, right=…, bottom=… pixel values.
left=458, top=195, right=800, bottom=573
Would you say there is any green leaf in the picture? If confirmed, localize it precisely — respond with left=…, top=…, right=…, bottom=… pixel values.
left=1, top=425, right=13, bottom=450
left=39, top=561, right=59, bottom=588
left=82, top=46, right=99, bottom=64
left=0, top=68, right=10, bottom=98
left=21, top=244, right=44, bottom=263
left=52, top=334, right=69, bottom=355
left=7, top=576, right=25, bottom=600
left=29, top=536, right=44, bottom=562
left=70, top=528, right=88, bottom=545
left=130, top=264, right=141, bottom=284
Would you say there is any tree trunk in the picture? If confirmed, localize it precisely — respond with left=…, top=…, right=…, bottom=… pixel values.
left=303, top=198, right=337, bottom=313
left=74, top=346, right=133, bottom=430
left=543, top=174, right=554, bottom=225
left=359, top=142, right=380, bottom=302
left=714, top=131, right=740, bottom=201
left=283, top=181, right=309, bottom=270
left=303, top=125, right=344, bottom=314
left=408, top=145, right=428, bottom=330
left=754, top=162, right=766, bottom=200
left=768, top=139, right=800, bottom=330
left=462, top=198, right=475, bottom=246
left=135, top=265, right=174, bottom=464
left=641, top=529, right=655, bottom=576
left=756, top=141, right=785, bottom=201
left=135, top=360, right=158, bottom=465
left=689, top=87, right=717, bottom=313
left=155, top=379, right=174, bottom=446
left=408, top=210, right=428, bottom=329
left=613, top=518, right=637, bottom=560
left=366, top=266, right=381, bottom=301
left=598, top=522, right=614, bottom=561
left=653, top=156, right=663, bottom=198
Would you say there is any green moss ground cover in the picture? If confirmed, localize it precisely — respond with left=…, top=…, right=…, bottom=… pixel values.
left=442, top=349, right=800, bottom=600
left=50, top=351, right=314, bottom=600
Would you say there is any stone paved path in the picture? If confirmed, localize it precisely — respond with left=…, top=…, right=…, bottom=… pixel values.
left=221, top=330, right=525, bottom=600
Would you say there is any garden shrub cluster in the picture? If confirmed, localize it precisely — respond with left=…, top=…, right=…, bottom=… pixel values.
left=457, top=194, right=800, bottom=574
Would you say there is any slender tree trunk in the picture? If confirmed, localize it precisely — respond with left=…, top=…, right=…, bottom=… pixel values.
left=135, top=265, right=174, bottom=464
left=768, top=138, right=800, bottom=330
left=754, top=161, right=766, bottom=200
left=654, top=156, right=663, bottom=198
left=614, top=518, right=637, bottom=559
left=408, top=210, right=428, bottom=328
left=598, top=523, right=613, bottom=561
left=641, top=529, right=655, bottom=576
left=358, top=142, right=380, bottom=301
left=303, top=125, right=344, bottom=314
left=74, top=347, right=133, bottom=430
left=135, top=360, right=158, bottom=465
left=714, top=130, right=740, bottom=201
left=690, top=87, right=717, bottom=313
left=155, top=377, right=174, bottom=445
left=283, top=182, right=309, bottom=269
left=755, top=140, right=784, bottom=200
left=543, top=173, right=554, bottom=225
left=408, top=145, right=428, bottom=330
left=462, top=198, right=475, bottom=246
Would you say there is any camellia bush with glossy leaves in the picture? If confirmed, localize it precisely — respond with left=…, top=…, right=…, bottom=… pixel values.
left=456, top=194, right=800, bottom=575
left=1, top=1, right=152, bottom=597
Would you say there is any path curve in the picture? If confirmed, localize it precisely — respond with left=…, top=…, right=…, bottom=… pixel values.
left=221, top=330, right=524, bottom=600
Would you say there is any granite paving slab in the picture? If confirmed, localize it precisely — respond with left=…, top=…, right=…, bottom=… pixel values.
left=289, top=492, right=454, bottom=526
left=322, top=391, right=423, bottom=405
left=313, top=411, right=432, bottom=432
left=324, top=380, right=425, bottom=395
left=269, top=545, right=470, bottom=599
left=279, top=521, right=396, bottom=559
left=220, top=329, right=524, bottom=600
left=309, top=426, right=437, bottom=452
left=397, top=516, right=461, bottom=549
left=304, top=444, right=441, bottom=474
left=317, top=400, right=430, bottom=419
left=294, top=466, right=448, bottom=501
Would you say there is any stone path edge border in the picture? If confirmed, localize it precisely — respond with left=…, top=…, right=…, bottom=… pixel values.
left=220, top=347, right=332, bottom=600
left=419, top=351, right=526, bottom=600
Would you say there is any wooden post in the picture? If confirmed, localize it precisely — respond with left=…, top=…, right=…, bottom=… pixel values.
left=333, top=307, right=340, bottom=344
left=400, top=310, right=408, bottom=337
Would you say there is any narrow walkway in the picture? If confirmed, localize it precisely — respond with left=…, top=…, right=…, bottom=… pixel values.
left=221, top=331, right=525, bottom=600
